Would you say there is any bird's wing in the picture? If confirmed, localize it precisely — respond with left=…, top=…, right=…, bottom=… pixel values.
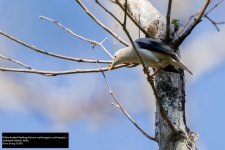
left=134, top=38, right=180, bottom=61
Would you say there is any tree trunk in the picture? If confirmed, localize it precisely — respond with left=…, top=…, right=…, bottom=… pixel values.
left=118, top=0, right=198, bottom=149
left=155, top=71, right=195, bottom=150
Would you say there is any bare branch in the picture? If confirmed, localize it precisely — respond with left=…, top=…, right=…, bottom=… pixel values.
left=39, top=15, right=113, bottom=59
left=113, top=0, right=152, bottom=38
left=118, top=0, right=146, bottom=69
left=97, top=63, right=157, bottom=142
left=166, top=0, right=173, bottom=42
left=109, top=0, right=117, bottom=4
left=113, top=21, right=118, bottom=53
left=147, top=76, right=177, bottom=133
left=0, top=31, right=111, bottom=64
left=205, top=0, right=224, bottom=15
left=96, top=0, right=154, bottom=39
left=95, top=0, right=122, bottom=25
left=117, top=0, right=177, bottom=133
left=0, top=54, right=32, bottom=69
left=0, top=64, right=131, bottom=76
left=96, top=0, right=150, bottom=38
left=178, top=13, right=198, bottom=34
left=100, top=37, right=108, bottom=44
left=123, top=0, right=128, bottom=26
left=204, top=0, right=225, bottom=31
left=173, top=0, right=211, bottom=47
left=75, top=0, right=129, bottom=46
left=179, top=0, right=224, bottom=34
left=205, top=15, right=225, bottom=31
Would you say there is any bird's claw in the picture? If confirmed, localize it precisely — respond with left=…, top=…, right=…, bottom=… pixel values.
left=143, top=67, right=150, bottom=74
left=147, top=75, right=155, bottom=81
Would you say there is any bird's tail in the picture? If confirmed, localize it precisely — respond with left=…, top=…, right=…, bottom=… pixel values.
left=176, top=60, right=193, bottom=75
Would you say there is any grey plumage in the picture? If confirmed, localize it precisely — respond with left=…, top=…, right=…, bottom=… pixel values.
left=135, top=38, right=179, bottom=61
left=109, top=38, right=192, bottom=75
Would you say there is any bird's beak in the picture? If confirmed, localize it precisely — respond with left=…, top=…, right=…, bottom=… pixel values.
left=108, top=60, right=115, bottom=70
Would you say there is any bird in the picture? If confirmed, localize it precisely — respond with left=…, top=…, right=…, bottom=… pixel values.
left=108, top=38, right=192, bottom=75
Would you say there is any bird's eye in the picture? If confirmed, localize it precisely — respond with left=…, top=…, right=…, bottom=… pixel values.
left=114, top=56, right=117, bottom=58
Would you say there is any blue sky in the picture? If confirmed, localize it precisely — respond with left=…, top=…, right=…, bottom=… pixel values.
left=0, top=0, right=225, bottom=150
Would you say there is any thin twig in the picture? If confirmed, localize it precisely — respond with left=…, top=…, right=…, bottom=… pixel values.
left=0, top=64, right=131, bottom=76
left=204, top=15, right=225, bottom=31
left=166, top=0, right=173, bottom=42
left=123, top=0, right=128, bottom=25
left=75, top=0, right=129, bottom=46
left=120, top=0, right=177, bottom=133
left=0, top=31, right=111, bottom=64
left=204, top=0, right=225, bottom=31
left=95, top=0, right=121, bottom=25
left=113, top=20, right=118, bottom=53
left=178, top=13, right=198, bottom=34
left=0, top=54, right=32, bottom=69
left=121, top=1, right=146, bottom=69
left=205, top=0, right=224, bottom=15
left=179, top=0, right=224, bottom=34
left=147, top=77, right=177, bottom=133
left=97, top=63, right=157, bottom=142
left=173, top=0, right=211, bottom=47
left=112, top=0, right=152, bottom=37
left=39, top=15, right=113, bottom=59
left=100, top=37, right=108, bottom=44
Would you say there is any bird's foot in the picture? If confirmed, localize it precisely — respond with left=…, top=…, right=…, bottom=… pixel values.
left=147, top=75, right=155, bottom=81
left=143, top=67, right=155, bottom=81
left=143, top=67, right=150, bottom=74
left=151, top=68, right=163, bottom=77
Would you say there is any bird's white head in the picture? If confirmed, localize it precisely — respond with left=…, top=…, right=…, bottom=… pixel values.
left=108, top=46, right=132, bottom=70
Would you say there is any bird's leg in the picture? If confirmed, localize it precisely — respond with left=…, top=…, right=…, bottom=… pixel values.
left=143, top=67, right=155, bottom=81
left=143, top=67, right=150, bottom=74
left=149, top=68, right=163, bottom=80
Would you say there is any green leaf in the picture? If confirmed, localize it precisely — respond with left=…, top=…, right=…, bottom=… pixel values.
left=172, top=19, right=180, bottom=28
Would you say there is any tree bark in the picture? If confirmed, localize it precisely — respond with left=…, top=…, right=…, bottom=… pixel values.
left=118, top=0, right=198, bottom=149
left=155, top=71, right=194, bottom=150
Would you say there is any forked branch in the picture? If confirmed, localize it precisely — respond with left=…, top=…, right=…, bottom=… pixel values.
left=0, top=31, right=111, bottom=64
left=0, top=54, right=32, bottom=69
left=39, top=15, right=113, bottom=59
left=113, top=0, right=152, bottom=37
left=119, top=0, right=177, bottom=133
left=205, top=15, right=225, bottom=31
left=98, top=63, right=156, bottom=142
left=1, top=0, right=222, bottom=140
left=173, top=0, right=211, bottom=47
left=205, top=0, right=224, bottom=15
left=75, top=0, right=129, bottom=46
left=179, top=0, right=224, bottom=34
left=95, top=0, right=121, bottom=24
left=0, top=64, right=130, bottom=76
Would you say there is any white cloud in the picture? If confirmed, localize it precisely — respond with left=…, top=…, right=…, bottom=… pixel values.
left=1, top=0, right=224, bottom=132
left=182, top=26, right=225, bottom=80
left=151, top=0, right=208, bottom=20
left=0, top=74, right=30, bottom=113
